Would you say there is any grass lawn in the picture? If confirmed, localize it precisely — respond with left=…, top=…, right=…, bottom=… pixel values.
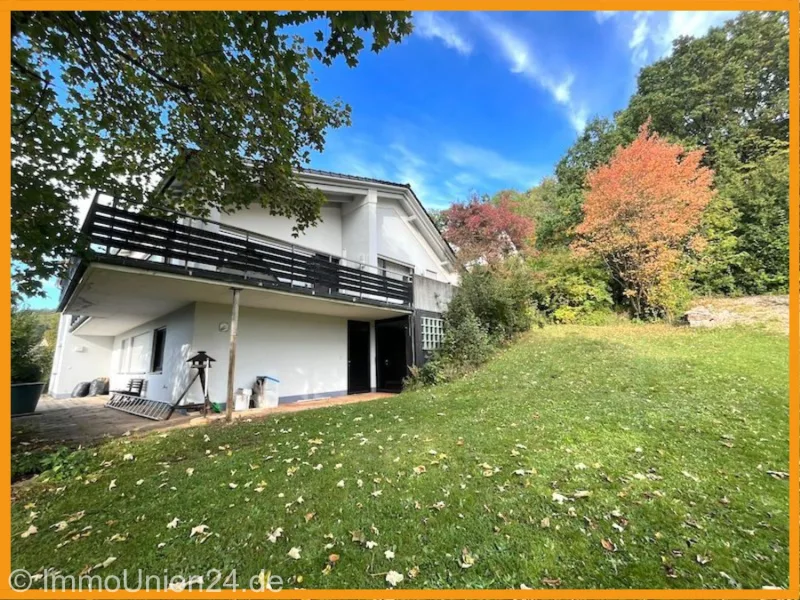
left=12, top=323, right=789, bottom=590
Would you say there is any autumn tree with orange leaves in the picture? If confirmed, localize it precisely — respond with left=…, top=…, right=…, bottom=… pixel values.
left=572, top=122, right=715, bottom=319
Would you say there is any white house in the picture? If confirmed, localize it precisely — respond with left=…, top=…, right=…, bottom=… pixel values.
left=48, top=169, right=458, bottom=407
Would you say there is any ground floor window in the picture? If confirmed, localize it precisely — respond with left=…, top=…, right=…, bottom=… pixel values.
left=118, top=331, right=151, bottom=374
left=151, top=327, right=167, bottom=372
left=421, top=316, right=444, bottom=351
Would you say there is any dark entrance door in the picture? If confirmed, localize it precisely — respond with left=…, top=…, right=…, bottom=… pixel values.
left=347, top=320, right=371, bottom=394
left=375, top=316, right=411, bottom=392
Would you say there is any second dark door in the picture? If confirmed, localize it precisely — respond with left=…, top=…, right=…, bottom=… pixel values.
left=375, top=316, right=411, bottom=392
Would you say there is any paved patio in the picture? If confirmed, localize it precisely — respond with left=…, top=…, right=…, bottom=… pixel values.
left=12, top=392, right=395, bottom=451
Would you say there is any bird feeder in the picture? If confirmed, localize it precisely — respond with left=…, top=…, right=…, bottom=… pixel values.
left=187, top=351, right=215, bottom=415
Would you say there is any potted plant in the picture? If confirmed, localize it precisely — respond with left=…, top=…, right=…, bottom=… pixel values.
left=11, top=307, right=47, bottom=416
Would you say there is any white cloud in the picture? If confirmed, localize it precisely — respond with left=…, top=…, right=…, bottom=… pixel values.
left=315, top=132, right=545, bottom=208
left=602, top=11, right=740, bottom=65
left=442, top=141, right=541, bottom=188
left=595, top=11, right=618, bottom=23
left=390, top=142, right=435, bottom=203
left=658, top=11, right=739, bottom=51
left=568, top=107, right=589, bottom=135
left=414, top=12, right=472, bottom=55
left=475, top=14, right=588, bottom=133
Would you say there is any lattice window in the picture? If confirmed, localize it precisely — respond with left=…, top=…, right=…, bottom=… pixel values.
left=421, top=317, right=444, bottom=351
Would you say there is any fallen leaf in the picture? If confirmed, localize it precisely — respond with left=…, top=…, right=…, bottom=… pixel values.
left=20, top=525, right=38, bottom=538
left=459, top=547, right=477, bottom=568
left=351, top=530, right=365, bottom=544
left=385, top=549, right=395, bottom=560
left=267, top=527, right=283, bottom=543
left=601, top=538, right=617, bottom=552
left=167, top=518, right=179, bottom=529
left=190, top=524, right=209, bottom=537
left=287, top=547, right=301, bottom=560
left=385, top=570, right=404, bottom=587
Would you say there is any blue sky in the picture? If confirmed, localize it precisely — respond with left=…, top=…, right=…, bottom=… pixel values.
left=25, top=10, right=739, bottom=310
left=307, top=10, right=739, bottom=208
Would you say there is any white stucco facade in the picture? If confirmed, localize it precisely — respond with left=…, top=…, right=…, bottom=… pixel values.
left=50, top=169, right=458, bottom=403
left=48, top=314, right=114, bottom=398
left=55, top=301, right=365, bottom=404
left=107, top=304, right=196, bottom=403
left=192, top=302, right=351, bottom=403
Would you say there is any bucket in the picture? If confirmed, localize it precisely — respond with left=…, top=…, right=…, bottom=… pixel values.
left=256, top=376, right=280, bottom=408
left=234, top=388, right=249, bottom=411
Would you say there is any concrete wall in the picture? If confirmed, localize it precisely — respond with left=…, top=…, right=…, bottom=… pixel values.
left=48, top=315, right=114, bottom=398
left=220, top=203, right=343, bottom=256
left=192, top=302, right=350, bottom=404
left=109, top=304, right=196, bottom=404
left=412, top=274, right=455, bottom=313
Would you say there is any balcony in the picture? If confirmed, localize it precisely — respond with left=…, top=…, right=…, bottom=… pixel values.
left=59, top=199, right=414, bottom=317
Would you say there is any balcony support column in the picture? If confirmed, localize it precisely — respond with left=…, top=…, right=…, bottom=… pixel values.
left=225, top=287, right=242, bottom=423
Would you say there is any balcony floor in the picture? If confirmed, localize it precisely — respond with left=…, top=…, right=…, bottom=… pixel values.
left=66, top=263, right=411, bottom=337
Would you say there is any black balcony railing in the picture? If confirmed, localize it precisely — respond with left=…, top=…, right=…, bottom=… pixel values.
left=59, top=199, right=413, bottom=311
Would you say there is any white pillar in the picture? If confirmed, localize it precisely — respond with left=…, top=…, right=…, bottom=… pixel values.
left=364, top=188, right=378, bottom=266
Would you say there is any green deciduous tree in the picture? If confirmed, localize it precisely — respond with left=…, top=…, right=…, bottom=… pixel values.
left=540, top=117, right=630, bottom=248
left=724, top=144, right=790, bottom=293
left=12, top=11, right=412, bottom=296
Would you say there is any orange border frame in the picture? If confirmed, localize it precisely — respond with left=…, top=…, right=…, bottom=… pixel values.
left=2, top=2, right=798, bottom=598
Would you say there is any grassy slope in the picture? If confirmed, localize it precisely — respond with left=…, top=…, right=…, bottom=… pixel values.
left=12, top=324, right=789, bottom=590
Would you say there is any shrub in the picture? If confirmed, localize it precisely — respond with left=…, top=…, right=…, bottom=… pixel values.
left=450, top=259, right=534, bottom=339
left=646, top=272, right=693, bottom=321
left=441, top=304, right=493, bottom=367
left=405, top=307, right=493, bottom=390
left=404, top=266, right=520, bottom=390
left=11, top=307, right=47, bottom=384
left=527, top=250, right=613, bottom=323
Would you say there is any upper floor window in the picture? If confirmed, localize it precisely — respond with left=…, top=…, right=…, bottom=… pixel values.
left=378, top=257, right=413, bottom=281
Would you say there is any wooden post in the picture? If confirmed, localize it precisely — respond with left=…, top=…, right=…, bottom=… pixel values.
left=225, top=287, right=242, bottom=423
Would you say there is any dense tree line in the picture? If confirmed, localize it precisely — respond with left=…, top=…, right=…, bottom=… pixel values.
left=491, top=12, right=789, bottom=299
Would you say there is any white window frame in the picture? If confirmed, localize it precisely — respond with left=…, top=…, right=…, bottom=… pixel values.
left=118, top=338, right=129, bottom=372
left=378, top=256, right=414, bottom=281
left=420, top=316, right=445, bottom=351
left=117, top=332, right=151, bottom=374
